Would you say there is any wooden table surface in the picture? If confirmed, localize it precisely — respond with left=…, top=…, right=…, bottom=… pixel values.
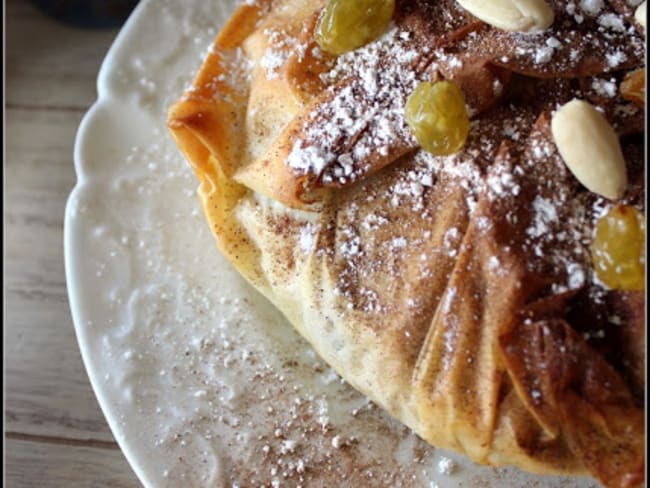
left=6, top=1, right=141, bottom=486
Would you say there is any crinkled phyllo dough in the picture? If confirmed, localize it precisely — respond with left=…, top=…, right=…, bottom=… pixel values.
left=168, top=1, right=645, bottom=486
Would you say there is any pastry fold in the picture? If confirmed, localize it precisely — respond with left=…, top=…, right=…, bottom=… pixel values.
left=168, top=1, right=645, bottom=486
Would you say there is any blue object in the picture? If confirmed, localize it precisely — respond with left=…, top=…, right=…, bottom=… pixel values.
left=31, top=0, right=139, bottom=28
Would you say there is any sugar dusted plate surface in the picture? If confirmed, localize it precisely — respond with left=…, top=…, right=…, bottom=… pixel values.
left=65, top=0, right=599, bottom=486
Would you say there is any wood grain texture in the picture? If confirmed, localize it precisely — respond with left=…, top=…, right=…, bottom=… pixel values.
left=5, top=0, right=141, bottom=485
left=6, top=438, right=141, bottom=487
left=6, top=0, right=118, bottom=110
left=5, top=43, right=115, bottom=447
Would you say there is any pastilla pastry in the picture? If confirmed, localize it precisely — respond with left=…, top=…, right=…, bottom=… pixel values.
left=168, top=0, right=646, bottom=486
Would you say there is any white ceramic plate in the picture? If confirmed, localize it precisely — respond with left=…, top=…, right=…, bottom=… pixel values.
left=65, top=1, right=599, bottom=486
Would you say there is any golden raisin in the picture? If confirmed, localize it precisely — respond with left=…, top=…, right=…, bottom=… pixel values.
left=315, top=0, right=395, bottom=55
left=591, top=205, right=645, bottom=291
left=620, top=68, right=645, bottom=108
left=405, top=80, right=470, bottom=156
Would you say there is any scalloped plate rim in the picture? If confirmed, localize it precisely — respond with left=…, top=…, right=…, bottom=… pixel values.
left=64, top=1, right=168, bottom=486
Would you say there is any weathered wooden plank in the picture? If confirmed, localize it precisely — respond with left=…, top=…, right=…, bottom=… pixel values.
left=4, top=107, right=116, bottom=441
left=6, top=0, right=118, bottom=110
left=5, top=438, right=140, bottom=487
left=5, top=0, right=141, bottom=484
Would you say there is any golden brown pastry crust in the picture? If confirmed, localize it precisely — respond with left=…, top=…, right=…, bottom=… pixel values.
left=168, top=1, right=645, bottom=486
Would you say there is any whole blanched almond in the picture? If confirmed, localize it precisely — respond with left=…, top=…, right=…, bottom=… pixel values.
left=551, top=99, right=627, bottom=200
left=456, top=0, right=554, bottom=33
left=635, top=2, right=646, bottom=30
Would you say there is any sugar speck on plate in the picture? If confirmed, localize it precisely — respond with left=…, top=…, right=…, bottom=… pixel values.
left=437, top=456, right=456, bottom=475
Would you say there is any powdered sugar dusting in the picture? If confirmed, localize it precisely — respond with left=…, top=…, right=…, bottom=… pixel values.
left=527, top=196, right=559, bottom=239
left=286, top=27, right=422, bottom=183
left=260, top=28, right=309, bottom=80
